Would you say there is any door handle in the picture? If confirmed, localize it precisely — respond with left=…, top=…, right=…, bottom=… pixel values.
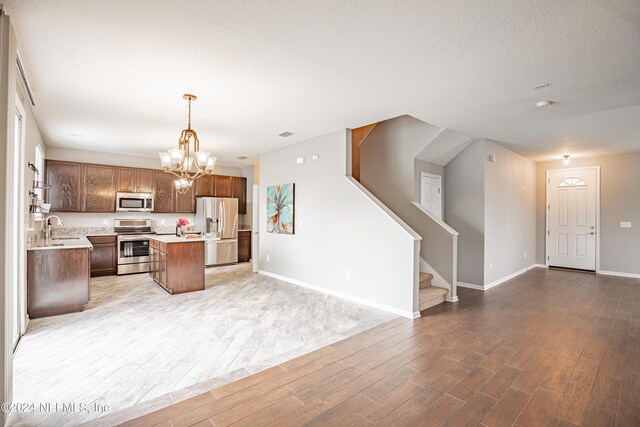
left=589, top=231, right=595, bottom=235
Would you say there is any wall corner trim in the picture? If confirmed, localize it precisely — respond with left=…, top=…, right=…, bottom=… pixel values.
left=598, top=270, right=640, bottom=279
left=257, top=270, right=416, bottom=319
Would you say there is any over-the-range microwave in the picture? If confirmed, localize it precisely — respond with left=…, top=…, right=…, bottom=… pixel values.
left=116, top=192, right=154, bottom=212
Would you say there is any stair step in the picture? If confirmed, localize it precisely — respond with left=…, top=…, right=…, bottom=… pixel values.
left=419, top=272, right=434, bottom=289
left=419, top=286, right=448, bottom=311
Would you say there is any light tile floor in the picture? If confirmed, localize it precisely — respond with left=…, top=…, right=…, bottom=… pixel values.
left=9, top=263, right=394, bottom=426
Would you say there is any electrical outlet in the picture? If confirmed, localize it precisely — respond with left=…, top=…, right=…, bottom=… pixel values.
left=524, top=251, right=527, bottom=259
left=620, top=221, right=632, bottom=228
left=266, top=254, right=270, bottom=262
left=345, top=270, right=350, bottom=279
left=161, top=219, right=166, bottom=225
left=489, top=262, right=493, bottom=271
left=300, top=221, right=304, bottom=229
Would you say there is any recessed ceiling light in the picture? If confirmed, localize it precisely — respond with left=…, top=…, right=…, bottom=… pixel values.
left=533, top=83, right=550, bottom=89
left=563, top=154, right=570, bottom=164
left=236, top=156, right=248, bottom=160
left=279, top=131, right=294, bottom=138
left=536, top=100, right=553, bottom=108
left=71, top=133, right=83, bottom=138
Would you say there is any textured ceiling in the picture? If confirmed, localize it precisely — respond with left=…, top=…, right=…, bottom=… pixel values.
left=6, top=0, right=640, bottom=164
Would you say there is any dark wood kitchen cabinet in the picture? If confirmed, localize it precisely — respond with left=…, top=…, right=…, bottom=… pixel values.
left=46, top=160, right=83, bottom=212
left=153, top=170, right=176, bottom=213
left=116, top=167, right=136, bottom=192
left=232, top=176, right=247, bottom=214
left=175, top=186, right=195, bottom=213
left=83, top=164, right=116, bottom=212
left=238, top=230, right=252, bottom=262
left=149, top=238, right=204, bottom=294
left=194, top=175, right=214, bottom=197
left=117, top=167, right=155, bottom=193
left=137, top=169, right=155, bottom=193
left=27, top=247, right=90, bottom=318
left=214, top=175, right=233, bottom=197
left=87, top=235, right=117, bottom=277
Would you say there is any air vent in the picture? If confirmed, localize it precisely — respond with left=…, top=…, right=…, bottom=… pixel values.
left=236, top=156, right=248, bottom=160
left=279, top=131, right=294, bottom=138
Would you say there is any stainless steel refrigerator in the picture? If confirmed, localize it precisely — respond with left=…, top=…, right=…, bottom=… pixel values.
left=195, top=197, right=238, bottom=266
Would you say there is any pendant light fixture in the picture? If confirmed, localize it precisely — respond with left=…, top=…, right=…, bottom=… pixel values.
left=159, top=94, right=216, bottom=193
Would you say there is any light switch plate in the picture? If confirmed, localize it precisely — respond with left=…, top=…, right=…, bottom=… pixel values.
left=620, top=221, right=632, bottom=228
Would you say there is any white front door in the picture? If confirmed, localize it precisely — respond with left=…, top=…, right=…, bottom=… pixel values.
left=420, top=173, right=442, bottom=219
left=547, top=168, right=598, bottom=271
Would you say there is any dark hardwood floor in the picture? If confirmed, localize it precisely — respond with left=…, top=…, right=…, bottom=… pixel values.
left=122, top=268, right=640, bottom=426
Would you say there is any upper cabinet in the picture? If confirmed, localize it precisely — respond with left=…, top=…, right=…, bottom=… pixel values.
left=194, top=175, right=214, bottom=197
left=117, top=167, right=155, bottom=193
left=214, top=175, right=233, bottom=198
left=153, top=170, right=176, bottom=213
left=116, top=167, right=136, bottom=192
left=46, top=160, right=83, bottom=212
left=232, top=177, right=247, bottom=214
left=175, top=186, right=195, bottom=213
left=137, top=169, right=155, bottom=193
left=83, top=164, right=116, bottom=212
left=46, top=160, right=243, bottom=214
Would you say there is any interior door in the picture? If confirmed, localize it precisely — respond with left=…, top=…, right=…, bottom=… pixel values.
left=547, top=168, right=597, bottom=271
left=420, top=173, right=442, bottom=219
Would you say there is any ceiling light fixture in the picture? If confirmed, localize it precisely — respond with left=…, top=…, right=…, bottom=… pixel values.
left=279, top=131, right=294, bottom=138
left=533, top=83, right=550, bottom=89
left=563, top=154, right=570, bottom=164
left=236, top=156, right=248, bottom=160
left=536, top=100, right=553, bottom=108
left=158, top=94, right=216, bottom=194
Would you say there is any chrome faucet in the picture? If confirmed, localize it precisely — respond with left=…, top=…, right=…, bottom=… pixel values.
left=43, top=215, right=64, bottom=241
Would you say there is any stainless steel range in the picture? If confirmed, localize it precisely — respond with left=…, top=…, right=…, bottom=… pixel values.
left=115, top=219, right=153, bottom=275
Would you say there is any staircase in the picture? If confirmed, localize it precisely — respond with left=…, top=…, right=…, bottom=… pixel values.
left=418, top=272, right=448, bottom=311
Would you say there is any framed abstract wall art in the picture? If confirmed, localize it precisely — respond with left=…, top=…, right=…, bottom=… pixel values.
left=266, top=183, right=295, bottom=234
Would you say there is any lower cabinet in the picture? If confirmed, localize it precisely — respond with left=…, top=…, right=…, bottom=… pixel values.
left=27, top=248, right=90, bottom=318
left=238, top=230, right=252, bottom=262
left=87, top=235, right=117, bottom=277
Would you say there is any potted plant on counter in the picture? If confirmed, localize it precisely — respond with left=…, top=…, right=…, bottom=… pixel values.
left=176, top=217, right=191, bottom=236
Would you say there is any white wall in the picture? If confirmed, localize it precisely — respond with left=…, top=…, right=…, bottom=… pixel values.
left=484, top=140, right=536, bottom=284
left=259, top=129, right=418, bottom=317
left=444, top=140, right=485, bottom=285
left=445, top=140, right=537, bottom=288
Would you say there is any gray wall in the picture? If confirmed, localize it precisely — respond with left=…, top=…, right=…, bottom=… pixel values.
left=259, top=129, right=417, bottom=316
left=484, top=141, right=536, bottom=284
left=536, top=152, right=640, bottom=275
left=360, top=116, right=457, bottom=286
left=444, top=140, right=485, bottom=285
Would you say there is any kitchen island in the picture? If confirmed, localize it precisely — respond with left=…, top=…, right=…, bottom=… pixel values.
left=27, top=236, right=93, bottom=318
left=149, top=235, right=206, bottom=294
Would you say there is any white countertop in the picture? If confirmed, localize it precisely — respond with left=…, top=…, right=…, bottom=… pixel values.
left=28, top=236, right=93, bottom=251
left=150, top=235, right=208, bottom=243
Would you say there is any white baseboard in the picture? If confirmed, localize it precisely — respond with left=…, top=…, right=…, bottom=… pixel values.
left=446, top=295, right=459, bottom=303
left=484, top=264, right=538, bottom=290
left=533, top=264, right=548, bottom=268
left=457, top=281, right=484, bottom=290
left=598, top=270, right=640, bottom=279
left=457, top=264, right=539, bottom=292
left=258, top=270, right=419, bottom=319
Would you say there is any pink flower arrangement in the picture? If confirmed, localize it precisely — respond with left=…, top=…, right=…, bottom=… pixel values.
left=177, top=218, right=189, bottom=227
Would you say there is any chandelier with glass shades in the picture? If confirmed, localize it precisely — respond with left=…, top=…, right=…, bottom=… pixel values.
left=158, top=94, right=216, bottom=193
